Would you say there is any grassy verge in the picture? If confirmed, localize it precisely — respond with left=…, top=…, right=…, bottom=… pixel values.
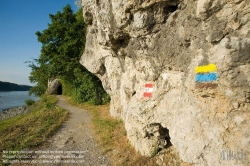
left=0, top=95, right=69, bottom=161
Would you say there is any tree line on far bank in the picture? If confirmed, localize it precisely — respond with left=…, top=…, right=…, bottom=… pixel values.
left=27, top=4, right=110, bottom=105
left=0, top=81, right=32, bottom=91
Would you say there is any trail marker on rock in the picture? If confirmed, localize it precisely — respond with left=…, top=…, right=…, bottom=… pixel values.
left=143, top=83, right=153, bottom=98
left=195, top=63, right=218, bottom=89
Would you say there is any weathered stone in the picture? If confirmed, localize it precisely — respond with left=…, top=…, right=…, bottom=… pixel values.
left=233, top=102, right=240, bottom=109
left=206, top=31, right=224, bottom=43
left=80, top=0, right=250, bottom=165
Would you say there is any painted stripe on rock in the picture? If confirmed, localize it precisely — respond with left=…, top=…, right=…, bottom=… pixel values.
left=195, top=73, right=217, bottom=82
left=145, top=84, right=153, bottom=88
left=144, top=84, right=153, bottom=93
left=195, top=82, right=218, bottom=89
left=195, top=64, right=217, bottom=73
left=144, top=83, right=153, bottom=98
left=144, top=92, right=152, bottom=97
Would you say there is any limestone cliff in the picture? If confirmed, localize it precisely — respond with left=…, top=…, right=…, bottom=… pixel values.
left=80, top=0, right=250, bottom=165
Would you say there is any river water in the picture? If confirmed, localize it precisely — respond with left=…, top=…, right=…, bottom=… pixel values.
left=0, top=91, right=39, bottom=112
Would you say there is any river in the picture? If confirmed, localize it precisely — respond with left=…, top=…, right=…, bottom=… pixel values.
left=0, top=91, right=39, bottom=112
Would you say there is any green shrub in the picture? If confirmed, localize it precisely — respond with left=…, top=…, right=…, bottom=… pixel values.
left=25, top=99, right=36, bottom=106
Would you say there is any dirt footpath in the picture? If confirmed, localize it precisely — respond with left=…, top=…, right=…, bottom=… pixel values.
left=33, top=96, right=110, bottom=166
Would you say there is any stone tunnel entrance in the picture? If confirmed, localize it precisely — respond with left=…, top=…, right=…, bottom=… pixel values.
left=47, top=78, right=63, bottom=95
left=57, top=84, right=62, bottom=95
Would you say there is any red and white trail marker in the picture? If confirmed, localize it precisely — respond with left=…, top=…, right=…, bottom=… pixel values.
left=143, top=83, right=153, bottom=98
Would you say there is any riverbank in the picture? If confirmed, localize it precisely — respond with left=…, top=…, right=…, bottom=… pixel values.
left=0, top=106, right=29, bottom=121
left=0, top=95, right=69, bottom=160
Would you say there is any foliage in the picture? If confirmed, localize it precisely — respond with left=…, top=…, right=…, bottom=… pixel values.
left=27, top=4, right=110, bottom=104
left=25, top=99, right=35, bottom=106
left=151, top=147, right=160, bottom=156
left=0, top=81, right=32, bottom=91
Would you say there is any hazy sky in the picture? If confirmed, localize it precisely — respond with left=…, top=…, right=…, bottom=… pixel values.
left=0, top=0, right=78, bottom=86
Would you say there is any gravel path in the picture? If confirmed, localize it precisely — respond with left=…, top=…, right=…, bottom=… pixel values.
left=30, top=96, right=110, bottom=166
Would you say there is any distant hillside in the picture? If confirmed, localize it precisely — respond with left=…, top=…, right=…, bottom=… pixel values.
left=0, top=81, right=32, bottom=91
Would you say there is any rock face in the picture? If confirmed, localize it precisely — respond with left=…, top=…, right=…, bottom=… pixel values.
left=80, top=0, right=250, bottom=165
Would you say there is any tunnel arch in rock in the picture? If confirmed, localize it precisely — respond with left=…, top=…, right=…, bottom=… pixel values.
left=47, top=78, right=63, bottom=95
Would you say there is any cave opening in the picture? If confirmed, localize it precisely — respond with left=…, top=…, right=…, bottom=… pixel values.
left=97, top=64, right=106, bottom=76
left=163, top=4, right=179, bottom=23
left=57, top=85, right=62, bottom=95
left=111, top=33, right=131, bottom=55
left=159, top=126, right=172, bottom=149
left=167, top=5, right=178, bottom=13
left=146, top=123, right=173, bottom=154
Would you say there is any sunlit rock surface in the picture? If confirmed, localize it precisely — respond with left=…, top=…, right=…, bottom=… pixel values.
left=80, top=0, right=250, bottom=165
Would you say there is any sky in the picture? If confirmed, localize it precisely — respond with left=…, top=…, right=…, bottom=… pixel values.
left=0, top=0, right=79, bottom=86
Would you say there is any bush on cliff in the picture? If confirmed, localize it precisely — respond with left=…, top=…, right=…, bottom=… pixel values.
left=25, top=99, right=35, bottom=106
